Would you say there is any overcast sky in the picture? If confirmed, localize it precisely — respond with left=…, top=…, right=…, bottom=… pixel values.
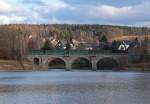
left=0, top=0, right=150, bottom=26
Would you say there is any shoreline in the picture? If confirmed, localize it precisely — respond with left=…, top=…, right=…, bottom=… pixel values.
left=0, top=68, right=150, bottom=73
left=0, top=60, right=149, bottom=72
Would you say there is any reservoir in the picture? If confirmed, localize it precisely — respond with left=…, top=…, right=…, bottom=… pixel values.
left=0, top=71, right=150, bottom=104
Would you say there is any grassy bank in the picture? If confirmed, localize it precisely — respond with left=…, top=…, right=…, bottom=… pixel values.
left=0, top=60, right=47, bottom=71
left=125, top=63, right=150, bottom=72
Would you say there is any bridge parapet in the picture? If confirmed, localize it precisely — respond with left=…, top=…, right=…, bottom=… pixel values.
left=30, top=50, right=123, bottom=56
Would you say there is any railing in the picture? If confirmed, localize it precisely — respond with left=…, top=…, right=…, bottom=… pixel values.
left=30, top=49, right=127, bottom=56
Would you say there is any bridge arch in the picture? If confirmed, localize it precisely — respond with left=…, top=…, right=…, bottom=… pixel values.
left=72, top=57, right=92, bottom=69
left=48, top=58, right=66, bottom=69
left=97, top=57, right=119, bottom=70
left=34, top=57, right=39, bottom=65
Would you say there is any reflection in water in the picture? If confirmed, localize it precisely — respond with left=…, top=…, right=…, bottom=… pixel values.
left=0, top=72, right=150, bottom=104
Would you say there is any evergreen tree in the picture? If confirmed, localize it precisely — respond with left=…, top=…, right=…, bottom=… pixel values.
left=101, top=35, right=108, bottom=43
left=41, top=39, right=52, bottom=51
left=67, top=30, right=72, bottom=42
left=65, top=41, right=71, bottom=55
left=66, top=41, right=71, bottom=51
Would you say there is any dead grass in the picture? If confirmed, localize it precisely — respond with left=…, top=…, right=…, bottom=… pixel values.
left=0, top=60, right=47, bottom=71
left=127, top=62, right=150, bottom=71
left=109, top=35, right=150, bottom=42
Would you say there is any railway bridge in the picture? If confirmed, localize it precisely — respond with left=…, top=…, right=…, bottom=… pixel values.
left=27, top=50, right=128, bottom=70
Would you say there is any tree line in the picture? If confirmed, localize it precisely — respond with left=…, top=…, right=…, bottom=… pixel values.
left=0, top=24, right=150, bottom=59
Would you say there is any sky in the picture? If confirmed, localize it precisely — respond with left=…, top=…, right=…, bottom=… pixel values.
left=0, top=0, right=150, bottom=26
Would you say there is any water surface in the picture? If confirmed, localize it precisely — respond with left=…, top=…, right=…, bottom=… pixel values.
left=0, top=71, right=150, bottom=104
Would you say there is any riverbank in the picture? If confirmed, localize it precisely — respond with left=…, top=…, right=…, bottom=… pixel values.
left=0, top=60, right=47, bottom=71
left=0, top=60, right=149, bottom=72
left=115, top=62, right=150, bottom=72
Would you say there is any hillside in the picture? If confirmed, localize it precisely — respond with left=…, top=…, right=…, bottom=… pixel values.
left=0, top=24, right=149, bottom=59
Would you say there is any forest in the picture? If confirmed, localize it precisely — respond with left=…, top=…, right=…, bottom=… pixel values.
left=0, top=24, right=149, bottom=59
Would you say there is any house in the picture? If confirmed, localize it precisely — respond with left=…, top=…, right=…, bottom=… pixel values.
left=112, top=41, right=130, bottom=53
left=55, top=41, right=65, bottom=49
left=118, top=41, right=130, bottom=51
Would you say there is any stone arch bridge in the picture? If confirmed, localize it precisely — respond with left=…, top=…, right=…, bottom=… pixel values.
left=27, top=53, right=128, bottom=70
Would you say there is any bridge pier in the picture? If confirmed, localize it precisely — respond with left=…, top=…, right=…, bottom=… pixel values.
left=90, top=56, right=97, bottom=71
left=92, top=61, right=97, bottom=71
left=66, top=63, right=72, bottom=71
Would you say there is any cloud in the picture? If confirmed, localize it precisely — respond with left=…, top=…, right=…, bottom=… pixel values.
left=21, top=0, right=45, bottom=5
left=0, top=1, right=18, bottom=13
left=87, top=2, right=150, bottom=24
left=89, top=5, right=132, bottom=18
left=0, top=15, right=25, bottom=24
left=0, top=0, right=71, bottom=24
left=0, top=0, right=150, bottom=26
left=0, top=0, right=26, bottom=24
left=47, top=17, right=78, bottom=24
left=31, top=0, right=70, bottom=13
